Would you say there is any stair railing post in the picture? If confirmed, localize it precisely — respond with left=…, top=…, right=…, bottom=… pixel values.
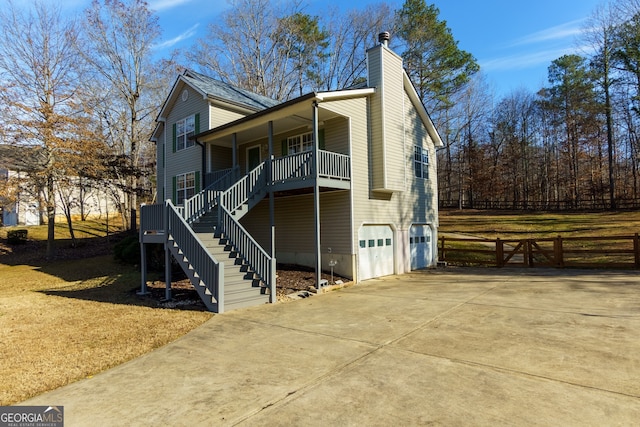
left=217, top=261, right=224, bottom=313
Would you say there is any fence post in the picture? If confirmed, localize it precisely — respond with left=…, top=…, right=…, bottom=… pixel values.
left=440, top=236, right=446, bottom=262
left=555, top=235, right=564, bottom=267
left=634, top=233, right=640, bottom=268
left=496, top=238, right=503, bottom=268
left=525, top=239, right=532, bottom=267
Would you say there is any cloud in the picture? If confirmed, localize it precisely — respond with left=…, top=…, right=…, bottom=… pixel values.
left=154, top=23, right=200, bottom=50
left=148, top=0, right=194, bottom=12
left=480, top=47, right=577, bottom=72
left=507, top=19, right=585, bottom=47
left=154, top=23, right=199, bottom=49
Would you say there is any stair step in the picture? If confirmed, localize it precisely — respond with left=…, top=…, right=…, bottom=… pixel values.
left=223, top=292, right=270, bottom=310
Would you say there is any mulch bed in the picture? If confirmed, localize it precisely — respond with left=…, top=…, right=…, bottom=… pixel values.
left=1, top=235, right=351, bottom=311
left=143, top=265, right=351, bottom=311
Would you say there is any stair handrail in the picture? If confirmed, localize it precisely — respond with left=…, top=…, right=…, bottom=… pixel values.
left=183, top=166, right=239, bottom=225
left=217, top=162, right=273, bottom=294
left=219, top=202, right=272, bottom=291
left=220, top=163, right=267, bottom=214
left=165, top=199, right=224, bottom=311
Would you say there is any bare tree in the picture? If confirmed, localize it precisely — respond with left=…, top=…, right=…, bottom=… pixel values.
left=318, top=4, right=394, bottom=91
left=77, top=0, right=165, bottom=230
left=188, top=0, right=305, bottom=100
left=0, top=0, right=103, bottom=258
left=582, top=2, right=620, bottom=209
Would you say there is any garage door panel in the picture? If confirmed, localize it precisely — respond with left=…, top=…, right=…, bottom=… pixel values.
left=358, top=225, right=394, bottom=281
left=410, top=225, right=432, bottom=270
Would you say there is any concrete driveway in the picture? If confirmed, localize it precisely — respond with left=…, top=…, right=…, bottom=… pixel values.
left=24, top=267, right=640, bottom=426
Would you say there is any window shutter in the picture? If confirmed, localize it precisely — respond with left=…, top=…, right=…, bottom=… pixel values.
left=162, top=143, right=165, bottom=168
left=318, top=129, right=325, bottom=150
left=172, top=176, right=177, bottom=203
left=172, top=123, right=177, bottom=153
left=195, top=171, right=201, bottom=193
left=195, top=113, right=200, bottom=134
left=281, top=139, right=288, bottom=156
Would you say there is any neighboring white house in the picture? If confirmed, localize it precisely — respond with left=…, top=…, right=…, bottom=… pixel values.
left=0, top=146, right=122, bottom=226
left=140, top=33, right=442, bottom=312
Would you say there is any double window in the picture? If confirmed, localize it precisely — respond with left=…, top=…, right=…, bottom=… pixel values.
left=175, top=115, right=196, bottom=151
left=414, top=146, right=429, bottom=179
left=287, top=132, right=314, bottom=154
left=175, top=172, right=195, bottom=205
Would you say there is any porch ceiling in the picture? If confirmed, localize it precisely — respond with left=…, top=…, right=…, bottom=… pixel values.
left=197, top=101, right=344, bottom=148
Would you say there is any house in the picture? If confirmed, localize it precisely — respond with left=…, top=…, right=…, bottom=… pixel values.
left=140, top=32, right=443, bottom=312
left=0, top=144, right=122, bottom=226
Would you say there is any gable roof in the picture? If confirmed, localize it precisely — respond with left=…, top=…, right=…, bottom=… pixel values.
left=156, top=70, right=279, bottom=124
left=183, top=70, right=280, bottom=111
left=152, top=70, right=280, bottom=142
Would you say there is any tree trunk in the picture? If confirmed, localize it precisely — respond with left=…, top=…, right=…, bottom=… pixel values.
left=46, top=175, right=56, bottom=260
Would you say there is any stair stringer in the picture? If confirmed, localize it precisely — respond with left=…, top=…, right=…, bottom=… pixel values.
left=166, top=236, right=220, bottom=312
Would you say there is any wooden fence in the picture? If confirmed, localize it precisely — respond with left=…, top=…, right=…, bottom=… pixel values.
left=439, top=199, right=640, bottom=211
left=439, top=234, right=640, bottom=269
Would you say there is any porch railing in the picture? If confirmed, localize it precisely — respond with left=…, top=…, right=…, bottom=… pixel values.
left=166, top=200, right=223, bottom=310
left=271, top=151, right=313, bottom=182
left=270, top=150, right=351, bottom=183
left=318, top=150, right=350, bottom=180
left=140, top=203, right=164, bottom=233
left=183, top=166, right=239, bottom=225
left=205, top=167, right=239, bottom=189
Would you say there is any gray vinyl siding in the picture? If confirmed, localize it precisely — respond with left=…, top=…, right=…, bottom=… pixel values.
left=209, top=145, right=233, bottom=172
left=241, top=191, right=353, bottom=278
left=155, top=123, right=165, bottom=202
left=165, top=84, right=209, bottom=203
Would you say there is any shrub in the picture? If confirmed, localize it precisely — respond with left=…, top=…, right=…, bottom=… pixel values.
left=7, top=229, right=28, bottom=245
left=113, top=235, right=140, bottom=263
left=113, top=236, right=164, bottom=270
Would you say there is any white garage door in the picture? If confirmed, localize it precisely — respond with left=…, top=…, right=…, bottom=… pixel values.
left=358, top=225, right=394, bottom=281
left=410, top=225, right=432, bottom=270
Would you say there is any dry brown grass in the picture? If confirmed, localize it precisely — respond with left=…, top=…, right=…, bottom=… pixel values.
left=439, top=209, right=640, bottom=239
left=0, top=221, right=212, bottom=405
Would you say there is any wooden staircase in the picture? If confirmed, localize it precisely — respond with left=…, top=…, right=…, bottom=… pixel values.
left=191, top=210, right=270, bottom=311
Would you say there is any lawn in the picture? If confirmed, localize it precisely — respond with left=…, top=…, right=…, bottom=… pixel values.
left=438, top=209, right=640, bottom=267
left=0, top=219, right=212, bottom=405
left=439, top=209, right=640, bottom=239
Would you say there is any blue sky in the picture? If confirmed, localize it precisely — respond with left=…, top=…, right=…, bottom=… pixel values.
left=16, top=0, right=605, bottom=97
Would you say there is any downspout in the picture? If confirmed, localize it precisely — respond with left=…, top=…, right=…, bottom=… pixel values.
left=232, top=133, right=238, bottom=175
left=194, top=137, right=206, bottom=188
left=162, top=119, right=167, bottom=202
left=313, top=101, right=322, bottom=289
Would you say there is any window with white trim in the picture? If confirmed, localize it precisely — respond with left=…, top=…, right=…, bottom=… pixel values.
left=287, top=132, right=313, bottom=154
left=414, top=145, right=429, bottom=179
left=176, top=115, right=196, bottom=151
left=176, top=172, right=195, bottom=204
